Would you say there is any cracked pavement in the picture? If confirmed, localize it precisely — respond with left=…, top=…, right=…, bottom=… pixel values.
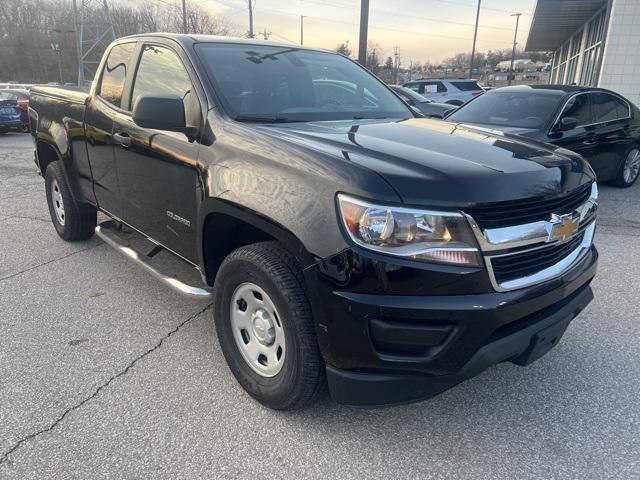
left=0, top=133, right=638, bottom=479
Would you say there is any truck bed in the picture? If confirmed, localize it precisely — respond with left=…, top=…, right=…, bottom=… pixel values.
left=30, top=85, right=89, bottom=105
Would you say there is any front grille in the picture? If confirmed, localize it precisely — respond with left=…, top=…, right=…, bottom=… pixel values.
left=490, top=231, right=585, bottom=284
left=465, top=183, right=592, bottom=229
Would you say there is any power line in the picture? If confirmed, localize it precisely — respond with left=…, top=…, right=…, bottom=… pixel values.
left=269, top=31, right=297, bottom=44
left=245, top=5, right=521, bottom=46
left=299, top=0, right=528, bottom=32
left=306, top=0, right=531, bottom=16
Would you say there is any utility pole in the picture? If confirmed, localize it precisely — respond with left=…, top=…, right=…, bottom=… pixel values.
left=247, top=0, right=255, bottom=38
left=300, top=15, right=306, bottom=45
left=262, top=28, right=270, bottom=40
left=51, top=40, right=63, bottom=84
left=357, top=0, right=369, bottom=66
left=393, top=46, right=400, bottom=83
left=51, top=28, right=74, bottom=84
left=73, top=0, right=116, bottom=86
left=72, top=0, right=81, bottom=85
left=508, top=13, right=522, bottom=86
left=469, top=0, right=481, bottom=78
left=182, top=0, right=188, bottom=34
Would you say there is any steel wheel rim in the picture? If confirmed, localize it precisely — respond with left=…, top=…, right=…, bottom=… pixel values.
left=230, top=282, right=286, bottom=377
left=623, top=148, right=640, bottom=184
left=51, top=179, right=65, bottom=226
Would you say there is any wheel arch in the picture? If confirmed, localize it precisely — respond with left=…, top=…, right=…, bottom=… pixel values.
left=198, top=198, right=316, bottom=286
left=35, top=140, right=61, bottom=176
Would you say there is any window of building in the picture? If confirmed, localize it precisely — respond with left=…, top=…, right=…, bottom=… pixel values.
left=579, top=9, right=606, bottom=86
left=98, top=42, right=136, bottom=108
left=565, top=30, right=583, bottom=85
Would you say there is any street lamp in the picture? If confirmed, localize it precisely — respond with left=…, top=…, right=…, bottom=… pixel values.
left=50, top=28, right=75, bottom=84
left=508, top=13, right=522, bottom=86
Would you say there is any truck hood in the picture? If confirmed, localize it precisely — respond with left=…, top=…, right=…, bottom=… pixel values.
left=263, top=118, right=594, bottom=207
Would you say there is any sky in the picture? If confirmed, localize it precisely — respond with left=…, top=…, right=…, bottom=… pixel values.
left=133, top=0, right=538, bottom=65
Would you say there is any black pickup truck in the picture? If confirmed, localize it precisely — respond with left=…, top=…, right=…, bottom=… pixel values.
left=29, top=34, right=598, bottom=409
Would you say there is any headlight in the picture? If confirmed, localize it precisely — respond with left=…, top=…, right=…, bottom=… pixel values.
left=337, top=194, right=481, bottom=266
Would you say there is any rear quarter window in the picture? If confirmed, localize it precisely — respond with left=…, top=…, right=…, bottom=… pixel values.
left=591, top=92, right=630, bottom=123
left=450, top=81, right=481, bottom=91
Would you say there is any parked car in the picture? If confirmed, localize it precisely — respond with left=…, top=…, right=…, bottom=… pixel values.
left=0, top=88, right=30, bottom=132
left=446, top=85, right=640, bottom=187
left=30, top=35, right=597, bottom=409
left=389, top=85, right=456, bottom=118
left=0, top=97, right=22, bottom=134
left=403, top=78, right=483, bottom=105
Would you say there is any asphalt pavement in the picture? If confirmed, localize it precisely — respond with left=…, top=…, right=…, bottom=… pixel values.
left=0, top=132, right=638, bottom=479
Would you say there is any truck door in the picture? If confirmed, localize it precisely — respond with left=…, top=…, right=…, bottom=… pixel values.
left=84, top=41, right=137, bottom=218
left=588, top=91, right=635, bottom=180
left=112, top=42, right=202, bottom=263
left=550, top=93, right=599, bottom=172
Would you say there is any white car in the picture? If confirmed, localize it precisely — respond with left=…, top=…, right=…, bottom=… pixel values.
left=403, top=78, right=483, bottom=106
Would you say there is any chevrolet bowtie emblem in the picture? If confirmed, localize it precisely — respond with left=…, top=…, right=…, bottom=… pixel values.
left=549, top=213, right=580, bottom=242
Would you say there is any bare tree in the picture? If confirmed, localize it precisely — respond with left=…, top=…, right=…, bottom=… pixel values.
left=0, top=0, right=238, bottom=83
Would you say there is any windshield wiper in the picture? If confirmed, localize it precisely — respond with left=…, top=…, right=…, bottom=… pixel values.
left=234, top=115, right=293, bottom=123
left=352, top=116, right=388, bottom=120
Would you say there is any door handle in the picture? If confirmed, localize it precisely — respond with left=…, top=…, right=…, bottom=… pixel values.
left=113, top=132, right=132, bottom=147
left=582, top=136, right=596, bottom=146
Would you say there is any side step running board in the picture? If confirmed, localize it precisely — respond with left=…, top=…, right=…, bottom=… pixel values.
left=95, top=220, right=213, bottom=300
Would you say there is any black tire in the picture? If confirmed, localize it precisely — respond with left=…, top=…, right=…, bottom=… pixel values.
left=213, top=241, right=325, bottom=410
left=613, top=145, right=640, bottom=188
left=45, top=161, right=97, bottom=241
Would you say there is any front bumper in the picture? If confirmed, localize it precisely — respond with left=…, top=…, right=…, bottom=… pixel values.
left=0, top=119, right=22, bottom=130
left=305, top=244, right=597, bottom=407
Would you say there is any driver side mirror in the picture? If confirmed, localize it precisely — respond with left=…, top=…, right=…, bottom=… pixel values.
left=559, top=116, right=578, bottom=132
left=132, top=94, right=186, bottom=133
left=404, top=97, right=416, bottom=106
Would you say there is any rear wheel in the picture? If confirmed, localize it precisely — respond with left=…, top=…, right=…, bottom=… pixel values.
left=213, top=241, right=325, bottom=410
left=614, top=146, right=640, bottom=188
left=45, top=161, right=97, bottom=241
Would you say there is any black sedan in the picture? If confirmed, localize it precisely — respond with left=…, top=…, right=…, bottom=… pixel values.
left=389, top=85, right=456, bottom=119
left=446, top=85, right=640, bottom=187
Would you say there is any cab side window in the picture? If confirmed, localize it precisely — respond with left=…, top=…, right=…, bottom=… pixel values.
left=423, top=81, right=447, bottom=93
left=130, top=45, right=198, bottom=126
left=98, top=42, right=136, bottom=108
left=560, top=94, right=592, bottom=126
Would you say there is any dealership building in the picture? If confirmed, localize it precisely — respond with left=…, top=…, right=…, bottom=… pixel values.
left=526, top=0, right=640, bottom=105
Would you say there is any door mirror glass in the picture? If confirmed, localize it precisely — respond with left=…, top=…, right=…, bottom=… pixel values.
left=559, top=116, right=578, bottom=131
left=132, top=94, right=186, bottom=132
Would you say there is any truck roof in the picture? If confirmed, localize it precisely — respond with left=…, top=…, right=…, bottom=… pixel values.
left=118, top=33, right=335, bottom=55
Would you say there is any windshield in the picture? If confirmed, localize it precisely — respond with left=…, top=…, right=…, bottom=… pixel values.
left=0, top=92, right=18, bottom=101
left=195, top=43, right=412, bottom=122
left=447, top=91, right=562, bottom=129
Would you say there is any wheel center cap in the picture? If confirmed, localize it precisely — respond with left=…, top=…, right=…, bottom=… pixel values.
left=252, top=309, right=275, bottom=345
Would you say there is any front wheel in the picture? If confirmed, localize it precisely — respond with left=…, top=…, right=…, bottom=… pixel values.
left=614, top=146, right=640, bottom=188
left=213, top=241, right=325, bottom=410
left=45, top=161, right=97, bottom=241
